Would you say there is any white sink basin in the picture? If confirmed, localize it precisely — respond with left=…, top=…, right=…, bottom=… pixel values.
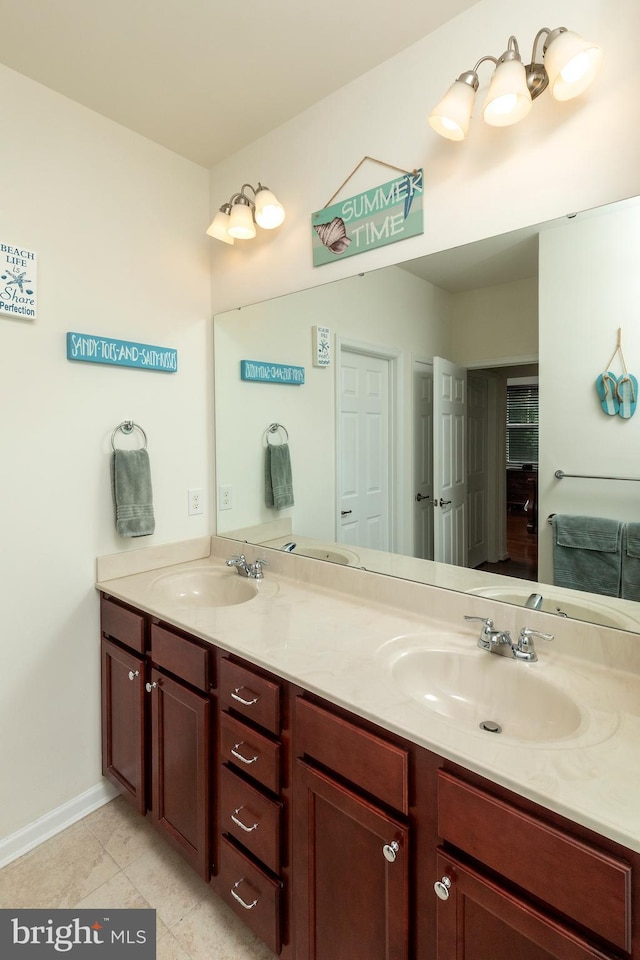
left=149, top=567, right=277, bottom=607
left=298, top=546, right=359, bottom=565
left=467, top=585, right=640, bottom=631
left=379, top=637, right=585, bottom=743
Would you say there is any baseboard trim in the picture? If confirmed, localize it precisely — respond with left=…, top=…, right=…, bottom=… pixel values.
left=0, top=780, right=119, bottom=870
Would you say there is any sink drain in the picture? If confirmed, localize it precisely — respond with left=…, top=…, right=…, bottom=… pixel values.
left=479, top=720, right=502, bottom=734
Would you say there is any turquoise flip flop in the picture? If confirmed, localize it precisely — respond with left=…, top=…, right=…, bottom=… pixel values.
left=595, top=371, right=619, bottom=415
left=616, top=373, right=638, bottom=419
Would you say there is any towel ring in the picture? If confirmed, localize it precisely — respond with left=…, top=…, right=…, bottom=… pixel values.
left=111, top=420, right=148, bottom=451
left=265, top=422, right=289, bottom=445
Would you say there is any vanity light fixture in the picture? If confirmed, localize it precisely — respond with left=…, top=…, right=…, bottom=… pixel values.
left=207, top=182, right=285, bottom=245
left=428, top=26, right=602, bottom=141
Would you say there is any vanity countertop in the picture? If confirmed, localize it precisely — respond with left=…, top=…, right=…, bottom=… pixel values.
left=96, top=541, right=640, bottom=855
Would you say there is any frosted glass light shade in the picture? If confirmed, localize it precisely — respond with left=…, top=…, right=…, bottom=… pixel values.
left=255, top=188, right=285, bottom=229
left=483, top=58, right=532, bottom=126
left=428, top=79, right=477, bottom=141
left=228, top=202, right=256, bottom=240
left=206, top=209, right=234, bottom=244
left=544, top=30, right=603, bottom=101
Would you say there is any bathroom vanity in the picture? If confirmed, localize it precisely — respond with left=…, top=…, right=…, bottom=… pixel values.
left=98, top=543, right=640, bottom=960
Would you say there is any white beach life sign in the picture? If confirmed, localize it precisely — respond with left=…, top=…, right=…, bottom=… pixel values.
left=0, top=241, right=37, bottom=319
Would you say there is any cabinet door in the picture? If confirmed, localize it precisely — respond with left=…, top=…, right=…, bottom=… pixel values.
left=435, top=851, right=615, bottom=960
left=149, top=668, right=211, bottom=881
left=294, top=760, right=409, bottom=960
left=101, top=637, right=146, bottom=814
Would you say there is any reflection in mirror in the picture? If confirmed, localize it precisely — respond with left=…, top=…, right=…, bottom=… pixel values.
left=214, top=194, right=640, bottom=634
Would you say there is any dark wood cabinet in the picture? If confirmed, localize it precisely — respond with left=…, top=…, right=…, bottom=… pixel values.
left=293, top=696, right=411, bottom=960
left=148, top=666, right=211, bottom=880
left=294, top=759, right=409, bottom=960
left=100, top=595, right=214, bottom=881
left=100, top=594, right=639, bottom=960
left=101, top=636, right=146, bottom=814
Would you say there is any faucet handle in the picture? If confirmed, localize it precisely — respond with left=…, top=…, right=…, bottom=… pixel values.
left=226, top=554, right=246, bottom=566
left=464, top=615, right=494, bottom=631
left=514, top=627, right=554, bottom=662
left=519, top=627, right=554, bottom=644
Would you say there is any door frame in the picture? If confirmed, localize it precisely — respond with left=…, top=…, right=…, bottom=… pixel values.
left=335, top=337, right=403, bottom=554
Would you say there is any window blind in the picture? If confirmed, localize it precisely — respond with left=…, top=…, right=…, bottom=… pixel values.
left=506, top=384, right=539, bottom=464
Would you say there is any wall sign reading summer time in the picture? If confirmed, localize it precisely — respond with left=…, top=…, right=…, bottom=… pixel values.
left=241, top=360, right=305, bottom=384
left=311, top=169, right=424, bottom=267
left=66, top=332, right=178, bottom=372
left=0, top=241, right=38, bottom=319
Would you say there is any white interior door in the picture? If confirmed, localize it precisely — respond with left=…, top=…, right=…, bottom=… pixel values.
left=413, top=360, right=433, bottom=560
left=338, top=347, right=391, bottom=550
left=467, top=372, right=490, bottom=568
left=433, top=357, right=467, bottom=566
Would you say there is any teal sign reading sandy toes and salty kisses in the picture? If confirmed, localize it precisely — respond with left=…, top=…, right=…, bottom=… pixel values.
left=241, top=360, right=305, bottom=385
left=311, top=168, right=424, bottom=267
left=67, top=332, right=178, bottom=372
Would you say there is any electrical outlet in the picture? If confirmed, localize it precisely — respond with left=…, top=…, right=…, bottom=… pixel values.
left=218, top=485, right=233, bottom=511
left=188, top=488, right=204, bottom=516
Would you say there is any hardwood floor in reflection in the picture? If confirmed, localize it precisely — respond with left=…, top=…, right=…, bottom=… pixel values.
left=476, top=510, right=538, bottom=582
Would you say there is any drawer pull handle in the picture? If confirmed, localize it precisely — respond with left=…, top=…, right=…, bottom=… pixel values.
left=231, top=807, right=259, bottom=833
left=231, top=687, right=259, bottom=707
left=231, top=880, right=259, bottom=910
left=128, top=670, right=140, bottom=681
left=145, top=680, right=160, bottom=692
left=382, top=841, right=400, bottom=863
left=434, top=876, right=452, bottom=901
left=231, top=742, right=259, bottom=765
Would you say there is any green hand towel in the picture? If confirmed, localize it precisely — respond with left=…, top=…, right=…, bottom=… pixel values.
left=265, top=443, right=294, bottom=510
left=111, top=449, right=155, bottom=537
left=552, top=514, right=622, bottom=597
left=621, top=523, right=640, bottom=600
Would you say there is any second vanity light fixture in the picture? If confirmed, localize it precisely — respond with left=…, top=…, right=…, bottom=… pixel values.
left=428, top=26, right=602, bottom=141
left=207, top=182, right=285, bottom=245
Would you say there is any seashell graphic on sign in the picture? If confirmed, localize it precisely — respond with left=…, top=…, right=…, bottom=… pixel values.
left=313, top=217, right=351, bottom=254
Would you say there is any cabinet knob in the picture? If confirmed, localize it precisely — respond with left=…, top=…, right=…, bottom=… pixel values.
left=230, top=879, right=259, bottom=910
left=434, top=876, right=452, bottom=901
left=128, top=670, right=140, bottom=681
left=231, top=686, right=259, bottom=707
left=382, top=840, right=400, bottom=863
left=145, top=680, right=160, bottom=692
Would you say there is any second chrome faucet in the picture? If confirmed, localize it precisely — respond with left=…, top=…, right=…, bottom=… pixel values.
left=464, top=615, right=554, bottom=663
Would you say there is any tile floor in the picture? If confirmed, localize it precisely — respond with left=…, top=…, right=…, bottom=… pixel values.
left=0, top=796, right=276, bottom=960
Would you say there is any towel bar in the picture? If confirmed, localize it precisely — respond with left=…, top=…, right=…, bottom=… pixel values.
left=111, top=420, right=148, bottom=450
left=555, top=469, right=640, bottom=482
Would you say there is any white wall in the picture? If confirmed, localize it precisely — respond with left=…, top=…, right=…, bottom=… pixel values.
left=450, top=277, right=538, bottom=365
left=0, top=64, right=211, bottom=841
left=208, top=0, right=640, bottom=315
left=538, top=197, right=640, bottom=581
left=214, top=266, right=451, bottom=551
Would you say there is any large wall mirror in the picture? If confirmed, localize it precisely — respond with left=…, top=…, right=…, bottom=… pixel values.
left=214, top=194, right=640, bottom=634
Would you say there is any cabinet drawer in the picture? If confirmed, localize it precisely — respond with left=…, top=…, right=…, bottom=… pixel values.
left=220, top=764, right=282, bottom=874
left=220, top=713, right=280, bottom=795
left=150, top=623, right=210, bottom=692
left=101, top=595, right=145, bottom=653
left=296, top=697, right=409, bottom=814
left=438, top=771, right=632, bottom=951
left=219, top=657, right=280, bottom=735
left=218, top=836, right=281, bottom=955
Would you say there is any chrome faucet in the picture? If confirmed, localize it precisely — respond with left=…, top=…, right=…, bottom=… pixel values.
left=226, top=554, right=269, bottom=580
left=525, top=592, right=543, bottom=610
left=464, top=616, right=554, bottom=662
left=281, top=542, right=297, bottom=552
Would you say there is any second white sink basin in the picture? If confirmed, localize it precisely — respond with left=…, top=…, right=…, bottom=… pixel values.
left=150, top=566, right=277, bottom=607
left=298, top=546, right=359, bottom=565
left=380, top=639, right=585, bottom=743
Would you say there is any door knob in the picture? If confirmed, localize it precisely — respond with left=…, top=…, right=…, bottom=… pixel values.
left=145, top=680, right=160, bottom=692
left=434, top=876, right=452, bottom=900
left=438, top=498, right=452, bottom=507
left=341, top=509, right=352, bottom=516
left=415, top=493, right=429, bottom=502
left=128, top=670, right=139, bottom=681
